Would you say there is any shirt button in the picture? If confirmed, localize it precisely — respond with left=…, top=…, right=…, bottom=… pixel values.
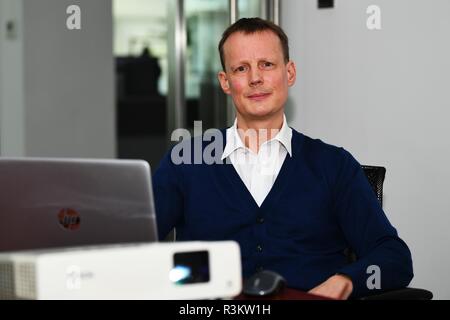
left=257, top=217, right=265, bottom=224
left=256, top=245, right=263, bottom=253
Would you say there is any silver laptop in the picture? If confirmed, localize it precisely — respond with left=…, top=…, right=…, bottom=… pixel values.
left=0, top=158, right=158, bottom=252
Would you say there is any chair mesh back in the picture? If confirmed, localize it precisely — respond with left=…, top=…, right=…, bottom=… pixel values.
left=345, top=165, right=387, bottom=263
left=361, top=165, right=386, bottom=207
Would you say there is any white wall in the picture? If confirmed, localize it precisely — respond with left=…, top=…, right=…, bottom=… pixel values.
left=282, top=0, right=450, bottom=299
left=0, top=0, right=115, bottom=158
left=0, top=0, right=26, bottom=155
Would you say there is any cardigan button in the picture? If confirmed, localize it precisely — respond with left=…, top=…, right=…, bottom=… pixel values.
left=257, top=217, right=265, bottom=224
left=256, top=244, right=263, bottom=252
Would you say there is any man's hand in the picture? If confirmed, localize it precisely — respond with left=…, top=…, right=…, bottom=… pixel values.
left=308, top=274, right=353, bottom=300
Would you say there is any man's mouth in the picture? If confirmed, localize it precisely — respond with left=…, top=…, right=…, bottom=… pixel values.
left=247, top=92, right=272, bottom=101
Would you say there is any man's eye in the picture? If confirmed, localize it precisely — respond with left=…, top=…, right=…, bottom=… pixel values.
left=235, top=66, right=246, bottom=72
left=262, top=62, right=274, bottom=68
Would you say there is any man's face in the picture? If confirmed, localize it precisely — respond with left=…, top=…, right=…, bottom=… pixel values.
left=218, top=30, right=296, bottom=121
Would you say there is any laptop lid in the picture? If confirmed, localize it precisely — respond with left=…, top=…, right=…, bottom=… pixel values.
left=0, top=158, right=158, bottom=252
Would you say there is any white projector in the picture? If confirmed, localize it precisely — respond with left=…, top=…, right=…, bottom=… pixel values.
left=0, top=241, right=242, bottom=300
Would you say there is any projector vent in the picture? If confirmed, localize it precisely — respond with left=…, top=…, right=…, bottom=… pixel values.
left=15, top=263, right=37, bottom=299
left=0, top=262, right=15, bottom=299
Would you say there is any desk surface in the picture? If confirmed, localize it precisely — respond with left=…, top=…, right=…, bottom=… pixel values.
left=235, top=287, right=331, bottom=300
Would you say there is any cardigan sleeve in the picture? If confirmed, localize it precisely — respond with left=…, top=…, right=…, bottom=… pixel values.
left=152, top=149, right=184, bottom=240
left=333, top=149, right=414, bottom=297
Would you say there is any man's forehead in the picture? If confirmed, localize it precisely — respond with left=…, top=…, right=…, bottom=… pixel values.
left=223, top=30, right=283, bottom=62
left=224, top=30, right=280, bottom=47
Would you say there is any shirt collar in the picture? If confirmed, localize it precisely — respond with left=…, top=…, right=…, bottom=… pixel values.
left=221, top=114, right=292, bottom=160
left=274, top=114, right=293, bottom=156
left=221, top=119, right=245, bottom=160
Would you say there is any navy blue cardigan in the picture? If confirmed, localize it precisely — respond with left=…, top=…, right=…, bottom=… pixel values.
left=152, top=128, right=413, bottom=297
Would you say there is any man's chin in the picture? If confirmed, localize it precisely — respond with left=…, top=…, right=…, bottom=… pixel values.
left=245, top=108, right=282, bottom=120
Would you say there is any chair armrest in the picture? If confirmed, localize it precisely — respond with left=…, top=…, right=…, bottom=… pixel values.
left=359, top=287, right=433, bottom=300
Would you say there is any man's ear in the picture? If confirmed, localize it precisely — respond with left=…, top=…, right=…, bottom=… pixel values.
left=286, top=61, right=297, bottom=87
left=218, top=71, right=231, bottom=95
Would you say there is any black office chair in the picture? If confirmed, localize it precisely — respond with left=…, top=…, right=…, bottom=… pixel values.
left=353, top=165, right=433, bottom=300
left=361, top=165, right=386, bottom=207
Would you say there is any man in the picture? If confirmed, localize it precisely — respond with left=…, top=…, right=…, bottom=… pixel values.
left=153, top=18, right=413, bottom=299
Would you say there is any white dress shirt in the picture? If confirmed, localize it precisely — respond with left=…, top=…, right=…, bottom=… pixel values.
left=221, top=115, right=293, bottom=207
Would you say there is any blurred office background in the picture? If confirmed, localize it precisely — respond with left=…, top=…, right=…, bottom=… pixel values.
left=1, top=0, right=450, bottom=298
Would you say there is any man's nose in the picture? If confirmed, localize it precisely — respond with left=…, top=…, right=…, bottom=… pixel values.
left=249, top=69, right=263, bottom=87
